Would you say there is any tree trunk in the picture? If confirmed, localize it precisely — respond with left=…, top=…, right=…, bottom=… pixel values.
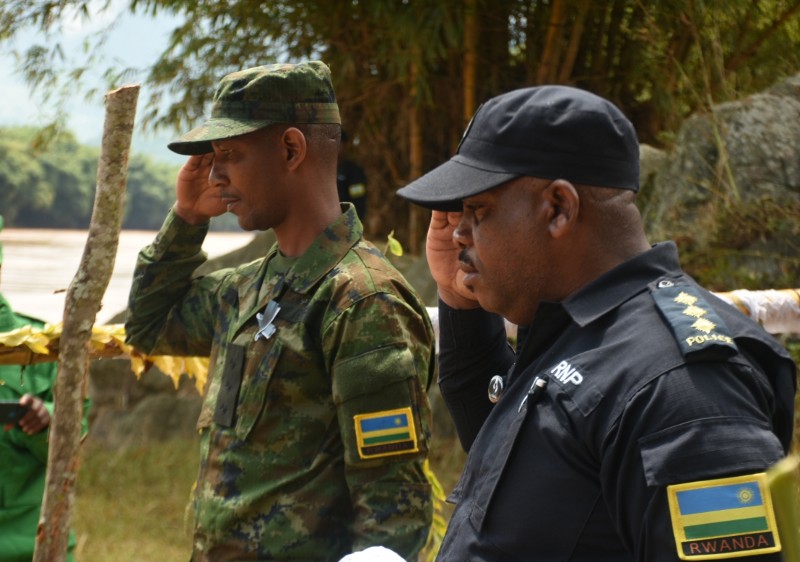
left=524, top=1, right=539, bottom=84
left=557, top=0, right=592, bottom=83
left=32, top=84, right=139, bottom=562
left=408, top=63, right=424, bottom=255
left=725, top=1, right=800, bottom=73
left=602, top=0, right=628, bottom=91
left=463, top=0, right=478, bottom=126
left=537, top=0, right=569, bottom=84
left=587, top=0, right=624, bottom=91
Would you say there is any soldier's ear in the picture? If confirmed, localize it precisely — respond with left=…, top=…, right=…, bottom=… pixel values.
left=282, top=127, right=307, bottom=170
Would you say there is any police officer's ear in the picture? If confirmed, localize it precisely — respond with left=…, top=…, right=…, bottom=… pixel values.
left=542, top=179, right=579, bottom=239
left=281, top=127, right=308, bottom=171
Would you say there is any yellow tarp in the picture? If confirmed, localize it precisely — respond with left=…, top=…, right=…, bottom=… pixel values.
left=0, top=323, right=208, bottom=394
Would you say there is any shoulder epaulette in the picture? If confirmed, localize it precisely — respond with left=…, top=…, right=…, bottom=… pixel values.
left=651, top=279, right=739, bottom=360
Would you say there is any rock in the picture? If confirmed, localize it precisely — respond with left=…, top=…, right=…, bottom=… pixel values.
left=87, top=358, right=201, bottom=448
left=92, top=393, right=201, bottom=449
left=639, top=72, right=800, bottom=290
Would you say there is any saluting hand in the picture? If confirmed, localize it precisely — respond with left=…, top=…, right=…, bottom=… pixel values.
left=426, top=211, right=480, bottom=310
left=174, top=154, right=228, bottom=225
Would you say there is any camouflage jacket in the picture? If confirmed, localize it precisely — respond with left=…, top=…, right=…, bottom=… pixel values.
left=125, top=205, right=435, bottom=561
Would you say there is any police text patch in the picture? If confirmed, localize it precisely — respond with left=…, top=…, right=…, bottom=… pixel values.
left=354, top=407, right=418, bottom=460
left=652, top=283, right=738, bottom=359
left=667, top=473, right=781, bottom=560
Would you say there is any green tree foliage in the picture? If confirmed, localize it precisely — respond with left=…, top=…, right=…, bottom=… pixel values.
left=0, top=126, right=182, bottom=230
left=0, top=129, right=50, bottom=223
left=124, top=155, right=182, bottom=230
left=36, top=132, right=97, bottom=227
left=1, top=0, right=800, bottom=244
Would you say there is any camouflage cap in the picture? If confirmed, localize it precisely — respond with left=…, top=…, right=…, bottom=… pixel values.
left=168, top=61, right=341, bottom=155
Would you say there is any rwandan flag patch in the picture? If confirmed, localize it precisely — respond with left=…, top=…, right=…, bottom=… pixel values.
left=354, top=407, right=418, bottom=460
left=667, top=473, right=781, bottom=560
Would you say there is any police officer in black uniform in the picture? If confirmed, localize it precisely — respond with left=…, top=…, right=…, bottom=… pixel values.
left=397, top=86, right=796, bottom=561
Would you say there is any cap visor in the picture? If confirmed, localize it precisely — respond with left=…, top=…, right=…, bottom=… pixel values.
left=396, top=157, right=518, bottom=211
left=168, top=139, right=214, bottom=155
left=167, top=118, right=273, bottom=155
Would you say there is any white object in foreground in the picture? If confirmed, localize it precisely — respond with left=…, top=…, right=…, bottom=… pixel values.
left=338, top=546, right=405, bottom=562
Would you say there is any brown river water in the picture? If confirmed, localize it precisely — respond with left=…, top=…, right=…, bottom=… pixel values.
left=0, top=228, right=255, bottom=325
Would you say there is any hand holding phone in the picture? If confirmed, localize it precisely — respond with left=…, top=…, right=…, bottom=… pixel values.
left=0, top=400, right=29, bottom=426
left=1, top=396, right=49, bottom=434
left=18, top=395, right=50, bottom=435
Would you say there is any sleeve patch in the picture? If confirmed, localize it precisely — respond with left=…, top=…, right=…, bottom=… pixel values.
left=667, top=473, right=782, bottom=560
left=353, top=407, right=418, bottom=460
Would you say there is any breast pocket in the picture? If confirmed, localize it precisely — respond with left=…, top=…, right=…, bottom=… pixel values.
left=234, top=338, right=283, bottom=441
left=195, top=337, right=284, bottom=440
left=467, top=401, right=529, bottom=534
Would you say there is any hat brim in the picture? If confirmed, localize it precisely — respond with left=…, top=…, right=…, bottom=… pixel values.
left=167, top=118, right=273, bottom=155
left=396, top=156, right=519, bottom=212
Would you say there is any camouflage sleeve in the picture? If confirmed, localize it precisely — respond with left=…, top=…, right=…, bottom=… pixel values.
left=326, top=291, right=435, bottom=559
left=125, top=209, right=225, bottom=357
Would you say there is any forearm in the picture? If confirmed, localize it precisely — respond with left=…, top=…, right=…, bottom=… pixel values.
left=438, top=299, right=514, bottom=451
left=125, top=209, right=215, bottom=356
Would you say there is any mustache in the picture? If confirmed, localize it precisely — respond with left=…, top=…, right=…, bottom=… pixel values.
left=459, top=249, right=475, bottom=269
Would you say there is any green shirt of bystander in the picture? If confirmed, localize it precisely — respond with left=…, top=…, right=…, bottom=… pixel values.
left=0, top=292, right=90, bottom=562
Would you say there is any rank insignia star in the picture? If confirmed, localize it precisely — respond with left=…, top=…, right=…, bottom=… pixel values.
left=682, top=304, right=707, bottom=319
left=674, top=292, right=698, bottom=306
left=255, top=300, right=281, bottom=341
left=692, top=317, right=717, bottom=334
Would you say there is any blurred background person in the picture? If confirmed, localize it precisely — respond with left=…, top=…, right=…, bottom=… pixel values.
left=337, top=130, right=368, bottom=222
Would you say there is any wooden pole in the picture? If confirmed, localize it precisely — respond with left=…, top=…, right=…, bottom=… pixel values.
left=33, top=84, right=139, bottom=562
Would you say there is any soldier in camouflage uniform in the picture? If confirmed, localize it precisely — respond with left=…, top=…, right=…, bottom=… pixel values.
left=125, top=61, right=435, bottom=561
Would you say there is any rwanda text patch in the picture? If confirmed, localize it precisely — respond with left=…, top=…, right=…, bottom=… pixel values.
left=667, top=473, right=781, bottom=560
left=354, top=407, right=418, bottom=460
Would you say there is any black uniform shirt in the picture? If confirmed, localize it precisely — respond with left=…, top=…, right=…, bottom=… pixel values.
left=437, top=242, right=796, bottom=562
